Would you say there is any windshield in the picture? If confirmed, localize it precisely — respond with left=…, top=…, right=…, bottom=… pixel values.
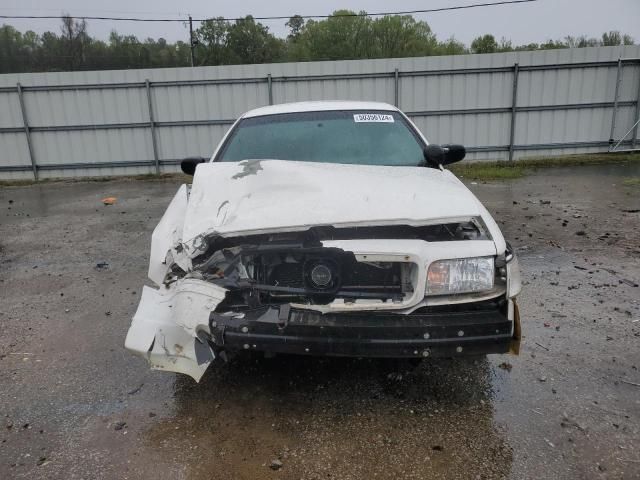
left=216, top=110, right=426, bottom=166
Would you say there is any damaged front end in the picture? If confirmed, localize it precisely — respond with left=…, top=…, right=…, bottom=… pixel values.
left=124, top=279, right=225, bottom=381
left=125, top=160, right=522, bottom=382
left=124, top=185, right=227, bottom=381
left=199, top=225, right=519, bottom=361
left=127, top=210, right=520, bottom=381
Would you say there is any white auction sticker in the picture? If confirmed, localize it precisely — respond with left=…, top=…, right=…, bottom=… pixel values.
left=353, top=113, right=395, bottom=123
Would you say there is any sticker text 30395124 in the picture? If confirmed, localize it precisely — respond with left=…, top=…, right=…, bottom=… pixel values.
left=353, top=113, right=395, bottom=123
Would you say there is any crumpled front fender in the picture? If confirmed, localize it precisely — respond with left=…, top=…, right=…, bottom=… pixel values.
left=148, top=184, right=192, bottom=286
left=125, top=279, right=227, bottom=382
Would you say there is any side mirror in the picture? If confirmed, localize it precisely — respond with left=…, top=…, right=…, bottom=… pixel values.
left=181, top=156, right=207, bottom=176
left=442, top=144, right=466, bottom=164
left=424, top=145, right=445, bottom=167
left=423, top=144, right=466, bottom=167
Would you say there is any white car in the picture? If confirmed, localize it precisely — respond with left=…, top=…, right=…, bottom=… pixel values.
left=125, top=101, right=522, bottom=382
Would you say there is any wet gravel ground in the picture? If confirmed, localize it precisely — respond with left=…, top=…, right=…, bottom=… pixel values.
left=1, top=162, right=639, bottom=480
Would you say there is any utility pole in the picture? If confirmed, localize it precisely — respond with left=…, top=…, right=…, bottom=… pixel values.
left=189, top=15, right=195, bottom=67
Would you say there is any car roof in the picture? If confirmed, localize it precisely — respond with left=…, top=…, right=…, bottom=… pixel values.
left=242, top=101, right=400, bottom=118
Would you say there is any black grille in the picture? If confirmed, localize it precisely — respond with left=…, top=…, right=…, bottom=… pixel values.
left=266, top=255, right=401, bottom=294
left=342, top=261, right=400, bottom=288
left=269, top=263, right=304, bottom=288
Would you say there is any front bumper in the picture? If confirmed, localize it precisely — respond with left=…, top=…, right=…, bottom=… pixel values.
left=210, top=300, right=517, bottom=358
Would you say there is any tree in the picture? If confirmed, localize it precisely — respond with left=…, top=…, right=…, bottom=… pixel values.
left=602, top=31, right=634, bottom=46
left=471, top=34, right=498, bottom=54
left=286, top=15, right=305, bottom=40
left=370, top=15, right=438, bottom=58
left=292, top=10, right=374, bottom=61
left=39, top=31, right=65, bottom=71
left=514, top=42, right=540, bottom=51
left=538, top=39, right=567, bottom=50
left=564, top=35, right=599, bottom=48
left=196, top=17, right=231, bottom=65
left=602, top=31, right=622, bottom=46
left=226, top=16, right=285, bottom=64
left=497, top=37, right=514, bottom=52
left=0, top=25, right=24, bottom=72
left=108, top=31, right=143, bottom=69
left=435, top=37, right=467, bottom=55
left=60, top=14, right=88, bottom=70
left=195, top=16, right=284, bottom=65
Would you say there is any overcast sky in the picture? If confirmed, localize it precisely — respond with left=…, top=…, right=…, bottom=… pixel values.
left=1, top=0, right=639, bottom=46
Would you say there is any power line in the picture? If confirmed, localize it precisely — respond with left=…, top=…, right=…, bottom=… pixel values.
left=0, top=1, right=537, bottom=23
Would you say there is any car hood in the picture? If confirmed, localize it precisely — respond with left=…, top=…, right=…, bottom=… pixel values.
left=181, top=159, right=484, bottom=244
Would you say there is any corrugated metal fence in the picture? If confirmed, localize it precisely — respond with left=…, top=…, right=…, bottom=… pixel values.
left=1, top=45, right=639, bottom=180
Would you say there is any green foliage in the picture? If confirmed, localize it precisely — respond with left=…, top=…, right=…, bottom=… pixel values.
left=602, top=30, right=634, bottom=46
left=284, top=11, right=457, bottom=61
left=434, top=37, right=467, bottom=56
left=227, top=16, right=285, bottom=64
left=450, top=152, right=640, bottom=181
left=471, top=34, right=498, bottom=54
left=295, top=10, right=373, bottom=60
left=286, top=15, right=305, bottom=40
left=622, top=177, right=640, bottom=187
left=450, top=162, right=528, bottom=180
left=0, top=20, right=191, bottom=72
left=196, top=16, right=285, bottom=66
left=0, top=12, right=636, bottom=73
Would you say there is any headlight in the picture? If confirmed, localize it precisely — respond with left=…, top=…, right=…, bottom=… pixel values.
left=426, top=257, right=494, bottom=295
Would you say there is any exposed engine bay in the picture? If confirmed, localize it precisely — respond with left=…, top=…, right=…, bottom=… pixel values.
left=165, top=221, right=488, bottom=309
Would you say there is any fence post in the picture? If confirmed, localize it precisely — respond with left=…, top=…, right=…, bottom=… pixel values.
left=609, top=58, right=622, bottom=146
left=16, top=83, right=38, bottom=180
left=394, top=68, right=399, bottom=107
left=508, top=63, right=519, bottom=162
left=145, top=79, right=160, bottom=175
left=267, top=74, right=273, bottom=105
left=632, top=61, right=640, bottom=149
